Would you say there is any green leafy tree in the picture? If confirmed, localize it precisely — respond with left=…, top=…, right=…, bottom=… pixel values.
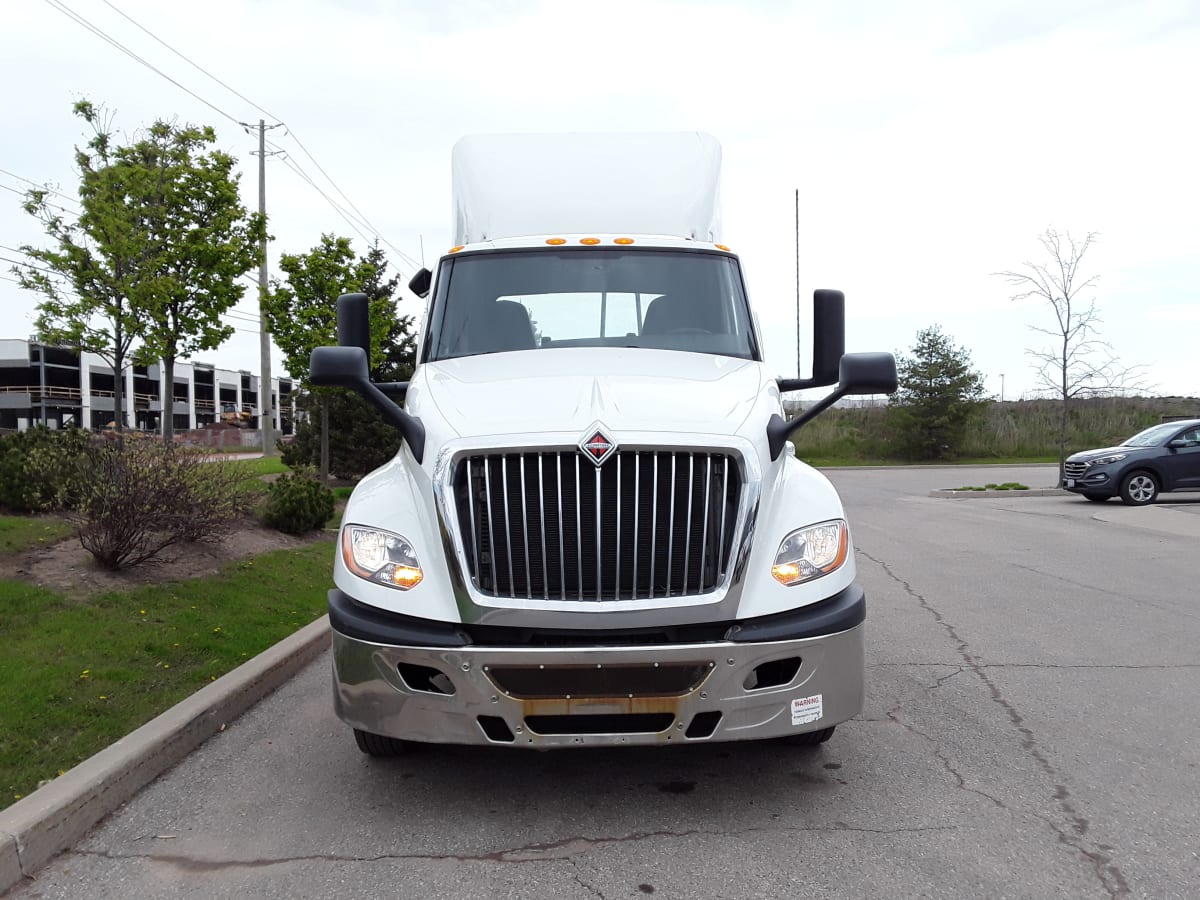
left=885, top=326, right=988, bottom=460
left=264, top=237, right=414, bottom=480
left=16, top=101, right=144, bottom=436
left=130, top=121, right=264, bottom=444
left=15, top=101, right=263, bottom=443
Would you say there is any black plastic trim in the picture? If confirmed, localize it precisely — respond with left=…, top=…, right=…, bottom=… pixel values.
left=725, top=584, right=865, bottom=643
left=330, top=584, right=865, bottom=649
left=328, top=589, right=471, bottom=647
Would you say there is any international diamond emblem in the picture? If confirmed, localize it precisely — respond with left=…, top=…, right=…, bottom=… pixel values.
left=579, top=424, right=617, bottom=467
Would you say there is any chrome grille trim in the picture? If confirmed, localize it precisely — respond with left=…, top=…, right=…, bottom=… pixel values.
left=454, top=449, right=744, bottom=602
left=1063, top=462, right=1088, bottom=478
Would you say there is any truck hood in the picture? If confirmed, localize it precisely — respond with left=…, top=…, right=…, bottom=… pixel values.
left=418, top=349, right=767, bottom=438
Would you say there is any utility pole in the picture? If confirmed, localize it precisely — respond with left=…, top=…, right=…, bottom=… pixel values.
left=794, top=188, right=801, bottom=379
left=256, top=119, right=274, bottom=456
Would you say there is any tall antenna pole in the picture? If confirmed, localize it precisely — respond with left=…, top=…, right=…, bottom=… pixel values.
left=795, top=188, right=801, bottom=379
left=257, top=119, right=274, bottom=457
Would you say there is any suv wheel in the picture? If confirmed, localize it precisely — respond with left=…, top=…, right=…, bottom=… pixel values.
left=1119, top=471, right=1158, bottom=506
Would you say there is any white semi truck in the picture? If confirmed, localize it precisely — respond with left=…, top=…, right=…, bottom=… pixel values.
left=310, top=133, right=897, bottom=754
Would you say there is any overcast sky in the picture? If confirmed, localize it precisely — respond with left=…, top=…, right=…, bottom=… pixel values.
left=2, top=0, right=1197, bottom=399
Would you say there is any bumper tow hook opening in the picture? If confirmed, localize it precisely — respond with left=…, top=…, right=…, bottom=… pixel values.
left=685, top=711, right=722, bottom=739
left=477, top=715, right=515, bottom=743
left=397, top=663, right=457, bottom=695
left=743, top=657, right=802, bottom=691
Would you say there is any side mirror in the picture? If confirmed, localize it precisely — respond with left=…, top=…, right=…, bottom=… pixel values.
left=337, top=293, right=370, bottom=354
left=777, top=289, right=845, bottom=392
left=311, top=345, right=369, bottom=389
left=766, top=350, right=898, bottom=460
left=839, top=352, right=898, bottom=395
left=409, top=268, right=432, bottom=299
left=309, top=344, right=426, bottom=462
left=1167, top=438, right=1187, bottom=449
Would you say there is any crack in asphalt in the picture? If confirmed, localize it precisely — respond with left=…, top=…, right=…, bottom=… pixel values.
left=567, top=856, right=606, bottom=899
left=72, top=823, right=958, bottom=873
left=858, top=548, right=1132, bottom=899
left=884, top=702, right=1008, bottom=811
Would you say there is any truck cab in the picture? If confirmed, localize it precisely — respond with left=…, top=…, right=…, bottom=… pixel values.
left=311, top=133, right=896, bottom=753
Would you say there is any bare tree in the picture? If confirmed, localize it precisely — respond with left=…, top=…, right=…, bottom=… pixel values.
left=996, top=228, right=1146, bottom=483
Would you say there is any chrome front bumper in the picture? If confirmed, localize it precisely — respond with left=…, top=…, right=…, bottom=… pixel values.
left=331, top=623, right=864, bottom=748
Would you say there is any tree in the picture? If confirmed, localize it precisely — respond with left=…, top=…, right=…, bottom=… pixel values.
left=995, top=228, right=1144, bottom=483
left=263, top=237, right=414, bottom=480
left=15, top=100, right=263, bottom=444
left=17, top=101, right=143, bottom=436
left=130, top=120, right=264, bottom=444
left=885, top=325, right=988, bottom=460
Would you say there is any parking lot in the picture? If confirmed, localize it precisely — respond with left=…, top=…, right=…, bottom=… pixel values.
left=10, top=465, right=1198, bottom=899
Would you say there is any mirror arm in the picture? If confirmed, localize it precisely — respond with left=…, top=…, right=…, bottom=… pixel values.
left=376, top=381, right=410, bottom=399
left=767, top=387, right=847, bottom=461
left=360, top=382, right=425, bottom=462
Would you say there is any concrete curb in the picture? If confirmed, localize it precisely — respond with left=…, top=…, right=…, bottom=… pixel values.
left=0, top=614, right=331, bottom=893
left=928, top=488, right=1067, bottom=499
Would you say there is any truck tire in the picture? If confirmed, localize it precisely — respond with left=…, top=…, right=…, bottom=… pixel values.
left=353, top=728, right=408, bottom=757
left=779, top=726, right=836, bottom=747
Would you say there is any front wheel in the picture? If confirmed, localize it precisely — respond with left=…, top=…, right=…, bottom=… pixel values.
left=1120, top=471, right=1158, bottom=506
left=779, top=726, right=836, bottom=747
left=353, top=728, right=408, bottom=757
left=1083, top=493, right=1110, bottom=503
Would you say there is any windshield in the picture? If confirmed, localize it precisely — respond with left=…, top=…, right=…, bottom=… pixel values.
left=1124, top=423, right=1180, bottom=447
left=427, top=249, right=757, bottom=361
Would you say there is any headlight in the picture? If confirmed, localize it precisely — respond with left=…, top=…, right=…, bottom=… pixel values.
left=1087, top=454, right=1127, bottom=467
left=771, top=519, right=849, bottom=586
left=341, top=525, right=423, bottom=590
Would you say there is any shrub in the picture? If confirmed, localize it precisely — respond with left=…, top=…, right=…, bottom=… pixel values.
left=262, top=472, right=335, bottom=535
left=0, top=427, right=92, bottom=512
left=72, top=440, right=256, bottom=570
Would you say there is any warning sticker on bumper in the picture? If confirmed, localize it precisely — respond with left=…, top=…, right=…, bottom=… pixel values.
left=792, top=694, right=823, bottom=726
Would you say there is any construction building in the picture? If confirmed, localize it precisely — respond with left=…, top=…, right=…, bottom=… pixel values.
left=0, top=339, right=294, bottom=439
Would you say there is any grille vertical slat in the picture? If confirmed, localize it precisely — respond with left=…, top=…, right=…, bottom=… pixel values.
left=650, top=455, right=659, bottom=600
left=538, top=454, right=549, bottom=600
left=575, top=455, right=583, bottom=601
left=456, top=449, right=741, bottom=601
left=502, top=456, right=515, bottom=598
left=682, top=453, right=694, bottom=595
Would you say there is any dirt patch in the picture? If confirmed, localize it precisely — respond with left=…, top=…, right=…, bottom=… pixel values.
left=7, top=518, right=336, bottom=600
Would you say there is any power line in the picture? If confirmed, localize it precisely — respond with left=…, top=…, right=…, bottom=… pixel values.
left=98, top=0, right=283, bottom=124
left=269, top=142, right=419, bottom=272
left=0, top=168, right=83, bottom=212
left=42, top=0, right=242, bottom=127
left=44, top=0, right=422, bottom=273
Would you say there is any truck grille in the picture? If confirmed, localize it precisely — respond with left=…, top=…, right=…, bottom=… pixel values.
left=1063, top=462, right=1088, bottom=478
left=454, top=450, right=741, bottom=601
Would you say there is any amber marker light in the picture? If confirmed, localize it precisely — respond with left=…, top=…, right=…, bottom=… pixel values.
left=715, top=244, right=732, bottom=252
left=579, top=237, right=601, bottom=245
left=391, top=566, right=424, bottom=588
left=614, top=237, right=635, bottom=245
left=546, top=238, right=567, bottom=245
left=771, top=562, right=803, bottom=584
left=448, top=245, right=465, bottom=253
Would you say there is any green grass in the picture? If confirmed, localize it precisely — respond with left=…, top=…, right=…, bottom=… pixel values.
left=230, top=456, right=290, bottom=477
left=0, top=516, right=74, bottom=555
left=947, top=482, right=1030, bottom=491
left=332, top=486, right=355, bottom=501
left=0, top=539, right=334, bottom=809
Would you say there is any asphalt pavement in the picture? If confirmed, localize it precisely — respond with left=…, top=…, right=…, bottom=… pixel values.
left=7, top=464, right=1198, bottom=899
